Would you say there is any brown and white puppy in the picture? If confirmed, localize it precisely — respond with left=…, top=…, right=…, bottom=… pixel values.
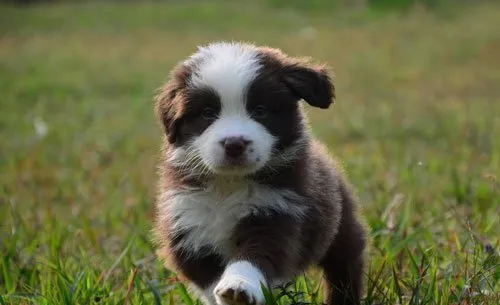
left=153, top=42, right=368, bottom=305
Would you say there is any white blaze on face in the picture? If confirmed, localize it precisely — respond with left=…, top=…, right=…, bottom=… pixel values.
left=188, top=42, right=276, bottom=175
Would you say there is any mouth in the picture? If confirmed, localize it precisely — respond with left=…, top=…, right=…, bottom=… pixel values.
left=223, top=157, right=249, bottom=166
left=212, top=158, right=261, bottom=175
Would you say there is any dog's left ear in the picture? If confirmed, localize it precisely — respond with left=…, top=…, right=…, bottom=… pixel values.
left=281, top=61, right=335, bottom=109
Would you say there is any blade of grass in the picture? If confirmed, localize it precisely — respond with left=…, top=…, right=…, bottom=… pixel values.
left=176, top=282, right=194, bottom=305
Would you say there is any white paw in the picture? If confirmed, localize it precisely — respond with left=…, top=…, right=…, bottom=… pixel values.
left=214, top=261, right=266, bottom=305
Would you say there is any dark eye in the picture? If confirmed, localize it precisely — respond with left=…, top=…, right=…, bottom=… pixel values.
left=252, top=105, right=268, bottom=118
left=202, top=107, right=217, bottom=120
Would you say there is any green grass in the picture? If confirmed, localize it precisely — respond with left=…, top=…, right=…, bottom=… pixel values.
left=1, top=1, right=499, bottom=304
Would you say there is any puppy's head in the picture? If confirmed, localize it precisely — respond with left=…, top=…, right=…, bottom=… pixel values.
left=155, top=42, right=335, bottom=176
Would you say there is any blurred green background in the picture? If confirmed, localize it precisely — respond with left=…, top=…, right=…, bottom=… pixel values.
left=1, top=1, right=499, bottom=304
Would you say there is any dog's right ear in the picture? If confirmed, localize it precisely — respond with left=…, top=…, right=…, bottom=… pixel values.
left=154, top=64, right=190, bottom=144
left=154, top=83, right=181, bottom=144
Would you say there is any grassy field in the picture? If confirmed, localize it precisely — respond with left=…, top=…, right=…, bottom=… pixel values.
left=1, top=1, right=499, bottom=304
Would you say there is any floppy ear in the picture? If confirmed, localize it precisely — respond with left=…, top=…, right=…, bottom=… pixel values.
left=281, top=62, right=335, bottom=109
left=154, top=64, right=191, bottom=144
left=154, top=83, right=182, bottom=144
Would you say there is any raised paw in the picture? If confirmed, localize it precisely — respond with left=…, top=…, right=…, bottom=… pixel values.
left=216, top=284, right=260, bottom=305
left=213, top=261, right=266, bottom=305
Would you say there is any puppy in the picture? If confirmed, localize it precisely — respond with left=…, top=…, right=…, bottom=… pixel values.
left=153, top=42, right=368, bottom=305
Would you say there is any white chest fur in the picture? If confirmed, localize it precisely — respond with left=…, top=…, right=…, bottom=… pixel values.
left=159, top=180, right=305, bottom=257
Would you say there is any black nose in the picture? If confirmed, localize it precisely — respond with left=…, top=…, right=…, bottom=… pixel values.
left=220, top=137, right=251, bottom=158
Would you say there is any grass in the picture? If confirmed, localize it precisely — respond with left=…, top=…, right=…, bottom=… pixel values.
left=1, top=1, right=499, bottom=304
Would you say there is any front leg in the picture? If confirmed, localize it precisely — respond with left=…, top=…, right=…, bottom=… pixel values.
left=214, top=261, right=267, bottom=305
left=214, top=213, right=301, bottom=305
left=157, top=231, right=225, bottom=305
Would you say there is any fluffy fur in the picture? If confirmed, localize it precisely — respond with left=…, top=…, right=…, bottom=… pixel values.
left=153, top=41, right=368, bottom=305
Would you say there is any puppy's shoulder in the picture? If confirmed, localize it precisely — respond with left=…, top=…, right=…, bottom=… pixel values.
left=307, top=140, right=346, bottom=181
left=307, top=140, right=361, bottom=213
